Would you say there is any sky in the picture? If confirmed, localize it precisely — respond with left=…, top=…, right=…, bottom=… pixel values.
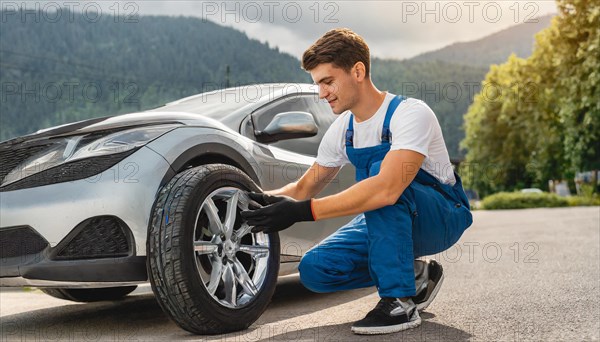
left=9, top=0, right=558, bottom=59
left=129, top=0, right=558, bottom=60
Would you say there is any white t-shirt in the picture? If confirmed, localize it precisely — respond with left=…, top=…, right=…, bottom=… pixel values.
left=315, top=93, right=456, bottom=185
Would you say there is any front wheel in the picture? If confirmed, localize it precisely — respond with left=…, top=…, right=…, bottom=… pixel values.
left=147, top=164, right=279, bottom=334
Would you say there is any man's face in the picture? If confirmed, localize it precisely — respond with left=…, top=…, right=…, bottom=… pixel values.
left=310, top=63, right=358, bottom=115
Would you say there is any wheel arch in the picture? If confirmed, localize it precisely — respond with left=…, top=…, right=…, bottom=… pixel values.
left=158, top=142, right=261, bottom=188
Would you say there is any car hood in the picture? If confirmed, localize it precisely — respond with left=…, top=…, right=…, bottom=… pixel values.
left=6, top=111, right=235, bottom=144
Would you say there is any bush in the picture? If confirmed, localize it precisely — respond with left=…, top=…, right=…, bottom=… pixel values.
left=566, top=196, right=600, bottom=207
left=482, top=192, right=600, bottom=210
left=481, top=192, right=569, bottom=210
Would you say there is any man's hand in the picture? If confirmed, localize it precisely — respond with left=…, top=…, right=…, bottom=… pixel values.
left=241, top=192, right=315, bottom=233
left=245, top=192, right=287, bottom=208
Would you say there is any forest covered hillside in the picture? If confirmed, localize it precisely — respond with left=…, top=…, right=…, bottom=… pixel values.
left=0, top=9, right=551, bottom=158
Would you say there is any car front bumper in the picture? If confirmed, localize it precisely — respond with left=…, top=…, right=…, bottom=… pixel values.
left=0, top=146, right=172, bottom=286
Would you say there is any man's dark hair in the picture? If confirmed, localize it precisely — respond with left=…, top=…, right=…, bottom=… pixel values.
left=302, top=28, right=371, bottom=76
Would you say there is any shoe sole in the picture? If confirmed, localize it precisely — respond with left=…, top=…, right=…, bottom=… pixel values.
left=351, top=315, right=422, bottom=335
left=416, top=272, right=444, bottom=312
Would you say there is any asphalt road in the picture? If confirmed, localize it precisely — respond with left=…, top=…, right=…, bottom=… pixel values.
left=1, top=206, right=599, bottom=341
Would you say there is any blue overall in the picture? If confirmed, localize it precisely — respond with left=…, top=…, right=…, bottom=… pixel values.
left=298, top=95, right=473, bottom=298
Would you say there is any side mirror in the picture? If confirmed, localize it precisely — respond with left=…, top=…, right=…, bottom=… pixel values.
left=255, top=111, right=318, bottom=143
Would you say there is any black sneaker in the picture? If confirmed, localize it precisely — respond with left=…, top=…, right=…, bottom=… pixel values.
left=351, top=298, right=421, bottom=335
left=412, top=259, right=444, bottom=312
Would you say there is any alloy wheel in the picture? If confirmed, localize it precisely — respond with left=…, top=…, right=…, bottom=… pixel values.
left=192, top=188, right=270, bottom=308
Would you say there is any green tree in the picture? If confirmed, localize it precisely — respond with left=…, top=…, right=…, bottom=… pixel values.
left=461, top=0, right=599, bottom=195
left=522, top=21, right=565, bottom=186
left=551, top=0, right=600, bottom=173
left=461, top=55, right=536, bottom=195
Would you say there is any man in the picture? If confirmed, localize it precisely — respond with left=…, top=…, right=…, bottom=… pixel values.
left=241, top=28, right=473, bottom=335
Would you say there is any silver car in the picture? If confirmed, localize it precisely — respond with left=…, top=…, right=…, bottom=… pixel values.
left=0, top=83, right=356, bottom=334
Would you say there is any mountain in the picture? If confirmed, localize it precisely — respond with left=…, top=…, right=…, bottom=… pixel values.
left=409, top=14, right=553, bottom=66
left=0, top=10, right=553, bottom=159
left=0, top=10, right=310, bottom=141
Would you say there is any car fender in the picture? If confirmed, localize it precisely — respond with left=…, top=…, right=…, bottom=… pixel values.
left=145, top=126, right=263, bottom=187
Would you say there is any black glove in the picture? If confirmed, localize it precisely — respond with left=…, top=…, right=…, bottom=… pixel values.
left=245, top=192, right=287, bottom=208
left=241, top=192, right=314, bottom=233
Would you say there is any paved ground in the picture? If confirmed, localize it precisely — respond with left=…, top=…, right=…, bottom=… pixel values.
left=1, top=206, right=598, bottom=341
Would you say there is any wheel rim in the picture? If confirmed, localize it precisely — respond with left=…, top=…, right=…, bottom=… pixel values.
left=192, top=188, right=270, bottom=309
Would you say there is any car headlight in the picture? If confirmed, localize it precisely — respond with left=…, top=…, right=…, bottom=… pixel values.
left=69, top=124, right=178, bottom=160
left=2, top=124, right=178, bottom=187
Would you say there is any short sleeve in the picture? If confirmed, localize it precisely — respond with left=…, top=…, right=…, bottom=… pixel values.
left=315, top=115, right=350, bottom=167
left=389, top=100, right=436, bottom=157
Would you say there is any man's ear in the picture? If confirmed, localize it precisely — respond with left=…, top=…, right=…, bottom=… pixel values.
left=352, top=62, right=366, bottom=81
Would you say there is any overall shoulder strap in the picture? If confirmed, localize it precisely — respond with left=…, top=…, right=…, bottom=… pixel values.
left=381, top=95, right=406, bottom=143
left=345, top=113, right=354, bottom=147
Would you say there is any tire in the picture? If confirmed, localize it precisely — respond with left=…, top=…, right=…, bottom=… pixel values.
left=41, top=286, right=137, bottom=302
left=147, top=164, right=280, bottom=335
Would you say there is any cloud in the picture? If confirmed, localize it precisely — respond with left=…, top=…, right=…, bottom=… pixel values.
left=93, top=1, right=559, bottom=59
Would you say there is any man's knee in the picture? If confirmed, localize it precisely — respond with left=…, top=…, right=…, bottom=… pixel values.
left=298, top=253, right=312, bottom=276
left=298, top=253, right=328, bottom=293
left=298, top=249, right=328, bottom=278
left=298, top=249, right=353, bottom=292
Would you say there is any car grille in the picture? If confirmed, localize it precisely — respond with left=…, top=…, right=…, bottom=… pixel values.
left=0, top=226, right=49, bottom=258
left=53, top=216, right=132, bottom=260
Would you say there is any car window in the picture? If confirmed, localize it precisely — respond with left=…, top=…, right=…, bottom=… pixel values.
left=251, top=94, right=336, bottom=156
